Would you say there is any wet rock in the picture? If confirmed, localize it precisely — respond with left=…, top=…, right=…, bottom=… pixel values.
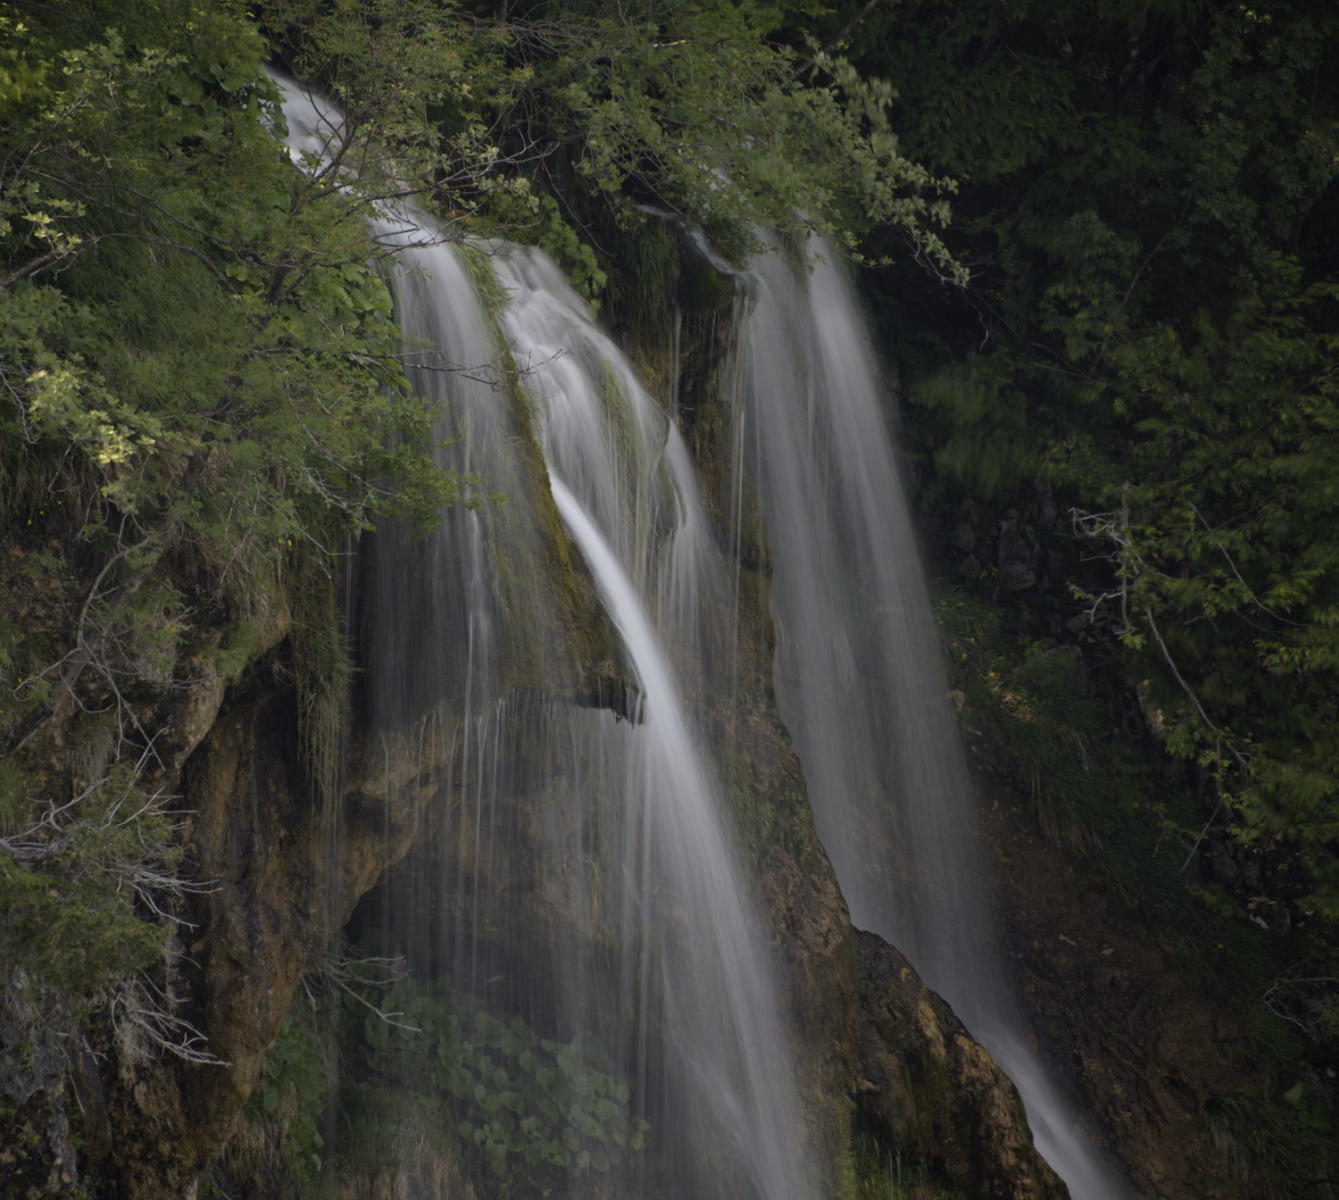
left=999, top=558, right=1038, bottom=592
left=855, top=930, right=1068, bottom=1200
left=1037, top=489, right=1059, bottom=532
left=0, top=1011, right=79, bottom=1199
left=979, top=783, right=1259, bottom=1200
left=760, top=834, right=862, bottom=1181
left=1066, top=611, right=1094, bottom=635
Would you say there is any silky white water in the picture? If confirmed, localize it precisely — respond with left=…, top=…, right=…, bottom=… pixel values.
left=736, top=237, right=1127, bottom=1200
left=493, top=243, right=812, bottom=1199
left=276, top=76, right=814, bottom=1200
left=550, top=476, right=810, bottom=1200
left=276, top=70, right=1122, bottom=1199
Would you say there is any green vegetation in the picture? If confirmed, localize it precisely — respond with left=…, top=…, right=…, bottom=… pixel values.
left=263, top=0, right=963, bottom=283
left=937, top=588, right=1117, bottom=854
left=245, top=1013, right=330, bottom=1194
left=0, top=0, right=457, bottom=1059
left=232, top=973, right=646, bottom=1200
left=338, top=978, right=647, bottom=1198
left=837, top=1, right=1339, bottom=1191
left=858, top=0, right=1339, bottom=925
left=843, top=1133, right=963, bottom=1200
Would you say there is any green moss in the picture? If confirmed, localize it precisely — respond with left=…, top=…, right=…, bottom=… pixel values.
left=677, top=246, right=737, bottom=319
left=843, top=1132, right=964, bottom=1200
left=290, top=547, right=350, bottom=810
left=215, top=619, right=271, bottom=682
left=452, top=243, right=628, bottom=698
left=457, top=242, right=512, bottom=333
left=496, top=373, right=628, bottom=697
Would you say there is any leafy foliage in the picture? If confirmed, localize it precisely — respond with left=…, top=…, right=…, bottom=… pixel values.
left=263, top=0, right=963, bottom=280
left=0, top=0, right=465, bottom=1082
left=483, top=1, right=959, bottom=270
left=936, top=588, right=1114, bottom=853
left=842, top=2, right=1339, bottom=1189
left=247, top=1014, right=329, bottom=1193
left=338, top=978, right=647, bottom=1198
left=854, top=0, right=1339, bottom=948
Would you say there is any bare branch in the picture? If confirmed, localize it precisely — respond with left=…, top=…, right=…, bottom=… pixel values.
left=0, top=239, right=95, bottom=291
left=314, top=946, right=419, bottom=1032
left=111, top=974, right=229, bottom=1067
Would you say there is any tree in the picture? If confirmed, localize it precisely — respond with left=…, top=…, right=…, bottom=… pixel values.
left=0, top=0, right=461, bottom=1053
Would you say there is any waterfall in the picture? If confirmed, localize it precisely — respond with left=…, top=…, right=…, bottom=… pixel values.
left=736, top=237, right=1127, bottom=1200
left=491, top=245, right=814, bottom=1200
left=275, top=78, right=814, bottom=1200
left=275, top=69, right=1123, bottom=1200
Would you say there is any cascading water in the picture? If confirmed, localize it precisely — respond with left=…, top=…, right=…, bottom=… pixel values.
left=492, top=246, right=812, bottom=1200
left=736, top=237, right=1127, bottom=1200
left=277, top=78, right=814, bottom=1200
left=277, top=68, right=1124, bottom=1200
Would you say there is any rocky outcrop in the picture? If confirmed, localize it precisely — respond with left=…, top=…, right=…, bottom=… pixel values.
left=980, top=786, right=1259, bottom=1200
left=855, top=930, right=1068, bottom=1200
left=84, top=655, right=442, bottom=1199
left=948, top=496, right=1056, bottom=597
left=0, top=548, right=282, bottom=1199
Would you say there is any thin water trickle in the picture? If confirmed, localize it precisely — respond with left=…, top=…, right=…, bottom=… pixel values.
left=495, top=244, right=813, bottom=1200
left=737, top=237, right=1129, bottom=1200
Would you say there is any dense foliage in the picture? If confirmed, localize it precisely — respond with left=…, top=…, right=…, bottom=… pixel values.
left=264, top=0, right=962, bottom=283
left=0, top=0, right=459, bottom=1043
left=224, top=974, right=647, bottom=1199
left=842, top=0, right=1339, bottom=1189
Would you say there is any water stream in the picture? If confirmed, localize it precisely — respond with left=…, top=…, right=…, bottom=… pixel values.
left=736, top=237, right=1127, bottom=1200
left=277, top=70, right=1125, bottom=1200
left=492, top=245, right=813, bottom=1200
left=278, top=76, right=815, bottom=1199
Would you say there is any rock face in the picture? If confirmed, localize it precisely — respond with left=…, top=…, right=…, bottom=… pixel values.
left=854, top=930, right=1068, bottom=1200
left=83, top=656, right=453, bottom=1199
left=981, top=786, right=1259, bottom=1200
left=0, top=556, right=264, bottom=1199
left=948, top=493, right=1071, bottom=615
